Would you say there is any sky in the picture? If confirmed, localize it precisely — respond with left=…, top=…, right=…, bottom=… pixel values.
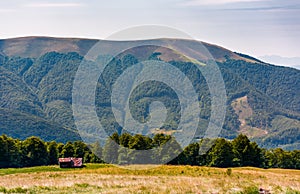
left=0, top=0, right=300, bottom=68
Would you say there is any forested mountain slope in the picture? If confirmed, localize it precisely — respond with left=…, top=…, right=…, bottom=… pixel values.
left=0, top=37, right=299, bottom=149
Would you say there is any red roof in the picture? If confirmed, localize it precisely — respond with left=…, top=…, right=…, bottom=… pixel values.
left=72, top=158, right=83, bottom=167
left=59, top=158, right=72, bottom=163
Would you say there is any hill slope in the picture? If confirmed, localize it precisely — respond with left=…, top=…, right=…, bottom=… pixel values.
left=0, top=37, right=256, bottom=62
left=0, top=37, right=299, bottom=148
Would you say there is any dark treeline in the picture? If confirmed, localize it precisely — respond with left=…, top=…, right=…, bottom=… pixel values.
left=0, top=133, right=299, bottom=169
left=0, top=135, right=103, bottom=168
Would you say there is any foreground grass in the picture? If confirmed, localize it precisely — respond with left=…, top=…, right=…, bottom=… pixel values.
left=0, top=164, right=299, bottom=193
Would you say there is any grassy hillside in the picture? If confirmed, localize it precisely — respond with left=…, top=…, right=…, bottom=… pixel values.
left=0, top=164, right=299, bottom=193
left=0, top=37, right=255, bottom=62
left=0, top=37, right=97, bottom=58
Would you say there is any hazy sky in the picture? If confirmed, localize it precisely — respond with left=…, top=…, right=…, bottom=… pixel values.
left=1, top=0, right=300, bottom=64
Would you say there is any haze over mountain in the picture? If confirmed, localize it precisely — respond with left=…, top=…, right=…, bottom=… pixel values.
left=0, top=37, right=299, bottom=150
left=259, top=55, right=300, bottom=70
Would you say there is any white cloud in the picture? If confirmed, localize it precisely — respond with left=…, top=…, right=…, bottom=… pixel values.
left=0, top=9, right=15, bottom=13
left=25, top=3, right=85, bottom=8
left=181, top=0, right=265, bottom=6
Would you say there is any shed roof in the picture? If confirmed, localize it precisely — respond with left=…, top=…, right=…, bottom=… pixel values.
left=59, top=158, right=72, bottom=163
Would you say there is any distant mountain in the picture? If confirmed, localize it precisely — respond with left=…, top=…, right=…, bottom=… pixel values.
left=259, top=55, right=300, bottom=70
left=0, top=37, right=299, bottom=149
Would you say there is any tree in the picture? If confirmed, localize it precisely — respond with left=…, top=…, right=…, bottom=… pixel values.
left=158, top=137, right=183, bottom=165
left=88, top=141, right=103, bottom=163
left=198, top=138, right=217, bottom=166
left=271, top=148, right=293, bottom=169
left=73, top=141, right=89, bottom=158
left=0, top=135, right=10, bottom=168
left=248, top=142, right=263, bottom=167
left=47, top=141, right=58, bottom=165
left=103, top=133, right=120, bottom=164
left=127, top=134, right=153, bottom=164
left=119, top=133, right=132, bottom=148
left=0, top=135, right=21, bottom=168
left=118, top=147, right=130, bottom=165
left=208, top=138, right=234, bottom=168
left=22, top=137, right=48, bottom=166
left=128, top=134, right=152, bottom=150
left=180, top=143, right=200, bottom=165
left=92, top=141, right=103, bottom=159
left=57, top=143, right=64, bottom=158
left=291, top=150, right=300, bottom=169
left=153, top=134, right=171, bottom=147
left=178, top=143, right=199, bottom=165
left=264, top=149, right=277, bottom=168
left=232, top=134, right=260, bottom=167
left=61, top=142, right=74, bottom=158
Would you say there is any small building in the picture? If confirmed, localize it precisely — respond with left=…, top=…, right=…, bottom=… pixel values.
left=58, top=157, right=83, bottom=168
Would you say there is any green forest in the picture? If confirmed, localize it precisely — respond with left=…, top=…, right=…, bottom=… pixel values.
left=1, top=50, right=299, bottom=149
left=0, top=134, right=299, bottom=169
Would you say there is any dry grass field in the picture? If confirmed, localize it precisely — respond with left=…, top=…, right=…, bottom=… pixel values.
left=0, top=164, right=299, bottom=193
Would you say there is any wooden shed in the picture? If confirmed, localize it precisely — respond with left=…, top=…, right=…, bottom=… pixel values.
left=58, top=157, right=83, bottom=168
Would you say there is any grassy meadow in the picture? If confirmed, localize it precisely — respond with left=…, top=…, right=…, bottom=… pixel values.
left=0, top=164, right=299, bottom=193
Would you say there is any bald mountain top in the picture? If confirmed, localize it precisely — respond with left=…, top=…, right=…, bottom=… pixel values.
left=0, top=37, right=256, bottom=63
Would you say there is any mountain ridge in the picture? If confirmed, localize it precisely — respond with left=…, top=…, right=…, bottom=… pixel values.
left=0, top=36, right=258, bottom=63
left=0, top=36, right=299, bottom=149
